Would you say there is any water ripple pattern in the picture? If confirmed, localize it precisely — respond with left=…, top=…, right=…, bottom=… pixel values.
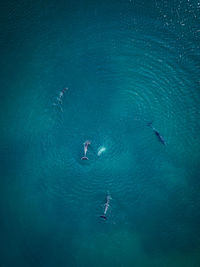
left=23, top=1, right=200, bottom=214
left=1, top=0, right=200, bottom=265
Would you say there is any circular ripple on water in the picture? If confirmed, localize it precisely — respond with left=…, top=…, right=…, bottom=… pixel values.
left=107, top=29, right=200, bottom=166
left=35, top=13, right=200, bottom=205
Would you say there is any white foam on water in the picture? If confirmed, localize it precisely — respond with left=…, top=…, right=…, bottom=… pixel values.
left=97, top=146, right=106, bottom=156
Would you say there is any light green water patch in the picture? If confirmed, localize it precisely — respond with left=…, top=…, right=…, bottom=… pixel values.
left=74, top=227, right=200, bottom=267
left=158, top=161, right=188, bottom=189
left=74, top=228, right=147, bottom=267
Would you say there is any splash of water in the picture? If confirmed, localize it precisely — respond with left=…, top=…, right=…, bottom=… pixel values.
left=97, top=146, right=106, bottom=156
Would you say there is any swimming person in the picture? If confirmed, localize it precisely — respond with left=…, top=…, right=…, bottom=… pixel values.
left=57, top=87, right=68, bottom=104
left=147, top=122, right=166, bottom=145
left=100, top=193, right=112, bottom=220
left=53, top=87, right=68, bottom=112
left=81, top=140, right=91, bottom=160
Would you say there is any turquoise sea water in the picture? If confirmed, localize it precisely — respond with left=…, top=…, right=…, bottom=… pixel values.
left=0, top=0, right=200, bottom=266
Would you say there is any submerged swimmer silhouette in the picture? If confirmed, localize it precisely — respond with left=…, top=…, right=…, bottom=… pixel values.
left=81, top=140, right=91, bottom=160
left=147, top=122, right=166, bottom=145
left=100, top=193, right=112, bottom=220
left=53, top=87, right=68, bottom=112
left=57, top=87, right=68, bottom=104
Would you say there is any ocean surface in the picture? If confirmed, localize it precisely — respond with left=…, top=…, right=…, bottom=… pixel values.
left=0, top=0, right=200, bottom=266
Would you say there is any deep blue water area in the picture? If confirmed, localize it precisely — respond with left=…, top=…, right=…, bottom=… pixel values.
left=0, top=0, right=200, bottom=266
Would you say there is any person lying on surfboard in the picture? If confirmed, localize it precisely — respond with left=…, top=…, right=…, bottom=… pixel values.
left=100, top=193, right=112, bottom=220
left=147, top=122, right=166, bottom=145
left=81, top=140, right=91, bottom=160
